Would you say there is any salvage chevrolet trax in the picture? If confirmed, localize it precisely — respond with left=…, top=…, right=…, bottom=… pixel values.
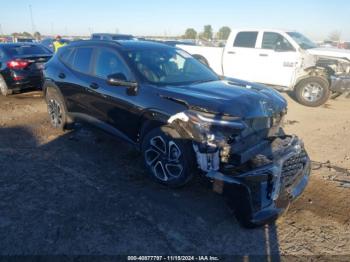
left=43, top=40, right=311, bottom=227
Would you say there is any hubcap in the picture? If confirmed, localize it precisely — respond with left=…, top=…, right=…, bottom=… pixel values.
left=301, top=82, right=324, bottom=102
left=47, top=99, right=63, bottom=128
left=145, top=136, right=183, bottom=182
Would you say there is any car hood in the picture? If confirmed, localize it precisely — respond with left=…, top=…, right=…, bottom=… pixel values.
left=157, top=79, right=287, bottom=119
left=308, top=47, right=350, bottom=60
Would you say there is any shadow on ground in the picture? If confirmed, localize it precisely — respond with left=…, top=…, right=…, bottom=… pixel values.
left=0, top=124, right=281, bottom=257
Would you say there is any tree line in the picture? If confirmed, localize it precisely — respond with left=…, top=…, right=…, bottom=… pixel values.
left=183, top=25, right=231, bottom=40
left=7, top=31, right=42, bottom=40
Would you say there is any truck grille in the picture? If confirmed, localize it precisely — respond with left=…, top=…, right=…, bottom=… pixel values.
left=281, top=149, right=308, bottom=187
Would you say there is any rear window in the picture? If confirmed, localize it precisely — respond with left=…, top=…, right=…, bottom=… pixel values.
left=71, top=47, right=93, bottom=73
left=233, top=32, right=258, bottom=48
left=3, top=44, right=51, bottom=56
left=59, top=47, right=75, bottom=66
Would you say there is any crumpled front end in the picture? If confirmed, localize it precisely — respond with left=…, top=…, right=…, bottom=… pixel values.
left=169, top=107, right=311, bottom=226
left=208, top=135, right=311, bottom=226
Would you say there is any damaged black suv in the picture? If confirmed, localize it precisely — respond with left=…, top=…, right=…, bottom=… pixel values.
left=43, top=40, right=311, bottom=227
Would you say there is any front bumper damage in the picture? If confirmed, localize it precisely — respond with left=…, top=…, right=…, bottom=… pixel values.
left=169, top=108, right=310, bottom=226
left=331, top=75, right=350, bottom=94
left=197, top=135, right=311, bottom=226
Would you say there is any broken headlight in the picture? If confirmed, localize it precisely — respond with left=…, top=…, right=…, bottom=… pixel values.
left=185, top=110, right=247, bottom=151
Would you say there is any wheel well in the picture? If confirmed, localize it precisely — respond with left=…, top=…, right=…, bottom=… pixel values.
left=296, top=67, right=331, bottom=87
left=139, top=119, right=166, bottom=146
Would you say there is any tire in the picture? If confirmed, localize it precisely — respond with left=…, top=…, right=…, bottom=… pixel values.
left=0, top=75, right=12, bottom=96
left=45, top=87, right=68, bottom=130
left=141, top=126, right=196, bottom=188
left=294, top=77, right=330, bottom=107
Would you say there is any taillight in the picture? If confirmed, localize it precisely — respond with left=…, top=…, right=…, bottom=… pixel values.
left=7, top=60, right=29, bottom=70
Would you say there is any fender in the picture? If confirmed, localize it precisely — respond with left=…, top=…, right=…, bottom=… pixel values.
left=295, top=66, right=331, bottom=86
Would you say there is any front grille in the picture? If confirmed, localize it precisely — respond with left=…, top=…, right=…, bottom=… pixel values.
left=281, top=149, right=308, bottom=187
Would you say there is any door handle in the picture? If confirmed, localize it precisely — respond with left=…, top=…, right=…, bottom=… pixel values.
left=259, top=54, right=268, bottom=57
left=89, top=83, right=99, bottom=89
left=58, top=73, right=66, bottom=79
left=227, top=51, right=236, bottom=55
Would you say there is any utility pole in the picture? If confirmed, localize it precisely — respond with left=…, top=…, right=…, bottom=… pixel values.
left=29, top=5, right=36, bottom=34
left=50, top=22, right=54, bottom=36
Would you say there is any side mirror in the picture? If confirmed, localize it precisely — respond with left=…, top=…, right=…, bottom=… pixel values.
left=107, top=73, right=138, bottom=88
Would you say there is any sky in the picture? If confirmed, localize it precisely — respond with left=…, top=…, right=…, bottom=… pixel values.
left=0, top=0, right=349, bottom=41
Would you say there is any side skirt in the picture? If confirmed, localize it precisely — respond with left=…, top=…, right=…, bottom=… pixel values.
left=69, top=112, right=138, bottom=148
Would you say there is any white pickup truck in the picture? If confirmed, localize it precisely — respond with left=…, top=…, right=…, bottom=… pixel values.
left=178, top=29, right=350, bottom=107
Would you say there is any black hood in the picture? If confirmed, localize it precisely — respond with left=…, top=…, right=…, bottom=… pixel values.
left=157, top=79, right=287, bottom=119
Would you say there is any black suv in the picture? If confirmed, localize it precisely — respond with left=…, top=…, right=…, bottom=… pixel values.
left=0, top=43, right=52, bottom=96
left=43, top=40, right=311, bottom=227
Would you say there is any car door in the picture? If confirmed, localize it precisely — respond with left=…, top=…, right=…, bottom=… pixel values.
left=254, top=32, right=299, bottom=87
left=57, top=46, right=99, bottom=117
left=89, top=47, right=140, bottom=140
left=222, top=31, right=260, bottom=81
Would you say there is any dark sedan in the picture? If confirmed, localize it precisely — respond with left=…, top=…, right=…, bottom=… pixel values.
left=0, top=43, right=52, bottom=96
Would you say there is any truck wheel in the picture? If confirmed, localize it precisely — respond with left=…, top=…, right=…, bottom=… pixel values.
left=193, top=55, right=209, bottom=67
left=294, top=77, right=330, bottom=107
left=141, top=126, right=196, bottom=188
left=0, top=75, right=12, bottom=96
left=45, top=87, right=68, bottom=130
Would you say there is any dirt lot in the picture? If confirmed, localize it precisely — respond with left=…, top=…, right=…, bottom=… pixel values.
left=0, top=91, right=349, bottom=257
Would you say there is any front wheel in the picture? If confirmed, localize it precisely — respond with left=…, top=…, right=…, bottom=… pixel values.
left=141, top=126, right=196, bottom=188
left=294, top=77, right=330, bottom=107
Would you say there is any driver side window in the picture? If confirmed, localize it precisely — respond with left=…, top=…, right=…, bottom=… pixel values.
left=262, top=32, right=295, bottom=51
left=94, top=48, right=130, bottom=79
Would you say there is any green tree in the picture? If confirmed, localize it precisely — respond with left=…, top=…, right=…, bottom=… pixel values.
left=33, top=31, right=41, bottom=40
left=201, top=25, right=213, bottom=40
left=217, top=26, right=231, bottom=40
left=22, top=32, right=32, bottom=37
left=183, top=28, right=197, bottom=39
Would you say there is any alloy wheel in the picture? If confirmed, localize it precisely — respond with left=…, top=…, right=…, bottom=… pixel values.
left=301, top=82, right=324, bottom=102
left=145, top=136, right=183, bottom=182
left=47, top=99, right=63, bottom=128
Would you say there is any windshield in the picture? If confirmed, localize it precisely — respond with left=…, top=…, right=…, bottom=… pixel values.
left=126, top=48, right=219, bottom=86
left=287, top=32, right=317, bottom=50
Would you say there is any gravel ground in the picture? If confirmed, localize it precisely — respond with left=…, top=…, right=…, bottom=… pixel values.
left=0, top=91, right=349, bottom=257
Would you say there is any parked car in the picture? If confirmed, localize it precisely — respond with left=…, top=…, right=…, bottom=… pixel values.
left=40, top=38, right=70, bottom=52
left=43, top=40, right=311, bottom=227
left=0, top=43, right=52, bottom=96
left=178, top=29, right=350, bottom=107
left=13, top=37, right=36, bottom=43
left=91, top=33, right=137, bottom=41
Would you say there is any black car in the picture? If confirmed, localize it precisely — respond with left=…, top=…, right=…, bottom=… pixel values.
left=43, top=40, right=311, bottom=227
left=0, top=43, right=52, bottom=96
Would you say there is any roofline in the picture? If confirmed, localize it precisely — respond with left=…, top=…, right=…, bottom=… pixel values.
left=65, top=40, right=175, bottom=50
left=91, top=33, right=134, bottom=37
left=231, top=28, right=296, bottom=33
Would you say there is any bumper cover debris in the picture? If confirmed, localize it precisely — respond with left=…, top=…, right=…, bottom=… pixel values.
left=206, top=135, right=311, bottom=225
left=331, top=75, right=350, bottom=94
